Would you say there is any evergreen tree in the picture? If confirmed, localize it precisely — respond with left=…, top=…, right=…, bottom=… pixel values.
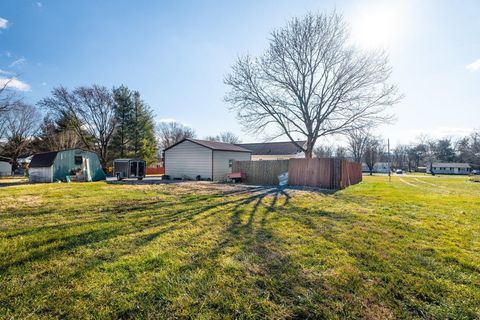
left=111, top=86, right=134, bottom=158
left=130, top=91, right=157, bottom=164
left=110, top=86, right=157, bottom=164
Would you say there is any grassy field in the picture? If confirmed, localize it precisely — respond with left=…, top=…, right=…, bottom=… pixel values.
left=1, top=175, right=479, bottom=319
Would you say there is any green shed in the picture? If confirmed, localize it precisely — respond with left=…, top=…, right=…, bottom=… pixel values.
left=29, top=149, right=105, bottom=183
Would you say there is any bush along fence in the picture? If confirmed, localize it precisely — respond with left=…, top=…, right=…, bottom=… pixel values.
left=233, top=158, right=362, bottom=189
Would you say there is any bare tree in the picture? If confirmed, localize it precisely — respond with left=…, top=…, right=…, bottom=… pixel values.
left=364, top=137, right=382, bottom=175
left=156, top=121, right=195, bottom=149
left=1, top=103, right=40, bottom=171
left=335, top=146, right=348, bottom=160
left=38, top=85, right=117, bottom=166
left=314, top=144, right=334, bottom=158
left=205, top=131, right=241, bottom=144
left=33, top=115, right=83, bottom=152
left=347, top=129, right=370, bottom=163
left=225, top=12, right=401, bottom=158
left=0, top=78, right=21, bottom=114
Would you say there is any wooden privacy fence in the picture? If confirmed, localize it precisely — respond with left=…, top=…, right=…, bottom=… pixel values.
left=288, top=158, right=338, bottom=189
left=340, top=160, right=362, bottom=189
left=233, top=158, right=362, bottom=189
left=232, top=160, right=289, bottom=185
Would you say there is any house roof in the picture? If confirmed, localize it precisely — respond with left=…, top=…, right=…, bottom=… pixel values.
left=29, top=151, right=58, bottom=168
left=432, top=162, right=471, bottom=168
left=235, top=141, right=306, bottom=155
left=164, top=138, right=252, bottom=153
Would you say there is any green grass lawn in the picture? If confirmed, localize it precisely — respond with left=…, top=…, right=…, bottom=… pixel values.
left=1, top=176, right=479, bottom=319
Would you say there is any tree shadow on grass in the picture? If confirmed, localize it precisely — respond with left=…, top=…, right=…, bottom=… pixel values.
left=120, top=187, right=324, bottom=318
left=2, top=186, right=313, bottom=318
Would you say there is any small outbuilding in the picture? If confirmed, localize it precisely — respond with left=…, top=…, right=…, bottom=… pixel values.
left=29, top=149, right=106, bottom=183
left=164, top=138, right=252, bottom=181
left=0, top=156, right=12, bottom=176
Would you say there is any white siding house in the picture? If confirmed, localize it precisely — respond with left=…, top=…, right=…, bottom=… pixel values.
left=0, top=160, right=12, bottom=176
left=164, top=139, right=251, bottom=181
left=428, top=163, right=471, bottom=175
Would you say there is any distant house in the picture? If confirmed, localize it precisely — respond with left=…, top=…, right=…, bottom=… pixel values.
left=362, top=162, right=390, bottom=173
left=0, top=156, right=12, bottom=176
left=29, top=149, right=105, bottom=183
left=164, top=138, right=251, bottom=181
left=235, top=141, right=306, bottom=160
left=428, top=163, right=471, bottom=175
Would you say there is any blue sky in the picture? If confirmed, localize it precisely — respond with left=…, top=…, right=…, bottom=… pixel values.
left=1, top=0, right=479, bottom=146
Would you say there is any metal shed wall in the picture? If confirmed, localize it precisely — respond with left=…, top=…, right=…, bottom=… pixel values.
left=53, top=149, right=105, bottom=181
left=29, top=167, right=53, bottom=183
left=213, top=150, right=251, bottom=181
left=165, top=140, right=212, bottom=180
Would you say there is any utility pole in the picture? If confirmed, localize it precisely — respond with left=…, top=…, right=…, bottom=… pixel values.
left=388, top=138, right=391, bottom=182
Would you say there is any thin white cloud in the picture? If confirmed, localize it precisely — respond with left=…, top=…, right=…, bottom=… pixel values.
left=0, top=17, right=8, bottom=29
left=466, top=59, right=480, bottom=72
left=36, top=2, right=42, bottom=8
left=0, top=69, right=14, bottom=75
left=0, top=77, right=31, bottom=91
left=9, top=58, right=27, bottom=68
left=158, top=118, right=177, bottom=123
left=158, top=117, right=192, bottom=127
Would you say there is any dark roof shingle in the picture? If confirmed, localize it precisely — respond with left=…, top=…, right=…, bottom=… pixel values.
left=235, top=141, right=306, bottom=155
left=29, top=151, right=58, bottom=168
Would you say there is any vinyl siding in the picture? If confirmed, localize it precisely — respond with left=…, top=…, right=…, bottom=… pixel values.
left=165, top=140, right=213, bottom=179
left=0, top=161, right=11, bottom=176
left=432, top=167, right=471, bottom=175
left=213, top=151, right=251, bottom=181
left=29, top=167, right=53, bottom=183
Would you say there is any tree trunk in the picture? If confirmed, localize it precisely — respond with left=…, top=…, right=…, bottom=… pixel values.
left=305, top=148, right=313, bottom=158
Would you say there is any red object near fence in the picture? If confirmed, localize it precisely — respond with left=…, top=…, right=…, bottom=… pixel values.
left=146, top=167, right=165, bottom=175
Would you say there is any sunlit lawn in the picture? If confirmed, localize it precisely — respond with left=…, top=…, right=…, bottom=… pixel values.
left=1, top=175, right=479, bottom=319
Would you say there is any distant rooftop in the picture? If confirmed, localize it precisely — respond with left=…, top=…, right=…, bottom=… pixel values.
left=432, top=162, right=471, bottom=168
left=164, top=138, right=252, bottom=153
left=235, top=141, right=306, bottom=155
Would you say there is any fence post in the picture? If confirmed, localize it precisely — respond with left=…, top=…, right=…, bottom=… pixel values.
left=333, top=158, right=341, bottom=189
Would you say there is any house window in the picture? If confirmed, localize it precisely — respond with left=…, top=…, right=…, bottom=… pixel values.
left=74, top=156, right=83, bottom=165
left=229, top=159, right=234, bottom=168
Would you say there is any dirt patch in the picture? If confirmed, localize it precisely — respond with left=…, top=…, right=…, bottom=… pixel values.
left=0, top=195, right=44, bottom=211
left=108, top=181, right=258, bottom=195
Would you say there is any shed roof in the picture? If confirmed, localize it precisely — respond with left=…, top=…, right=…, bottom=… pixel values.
left=235, top=141, right=306, bottom=155
left=164, top=138, right=252, bottom=153
left=29, top=148, right=97, bottom=168
left=29, top=151, right=58, bottom=168
left=432, top=162, right=471, bottom=168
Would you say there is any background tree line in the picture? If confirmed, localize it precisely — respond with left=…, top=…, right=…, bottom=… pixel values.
left=314, top=129, right=480, bottom=174
left=1, top=81, right=243, bottom=171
